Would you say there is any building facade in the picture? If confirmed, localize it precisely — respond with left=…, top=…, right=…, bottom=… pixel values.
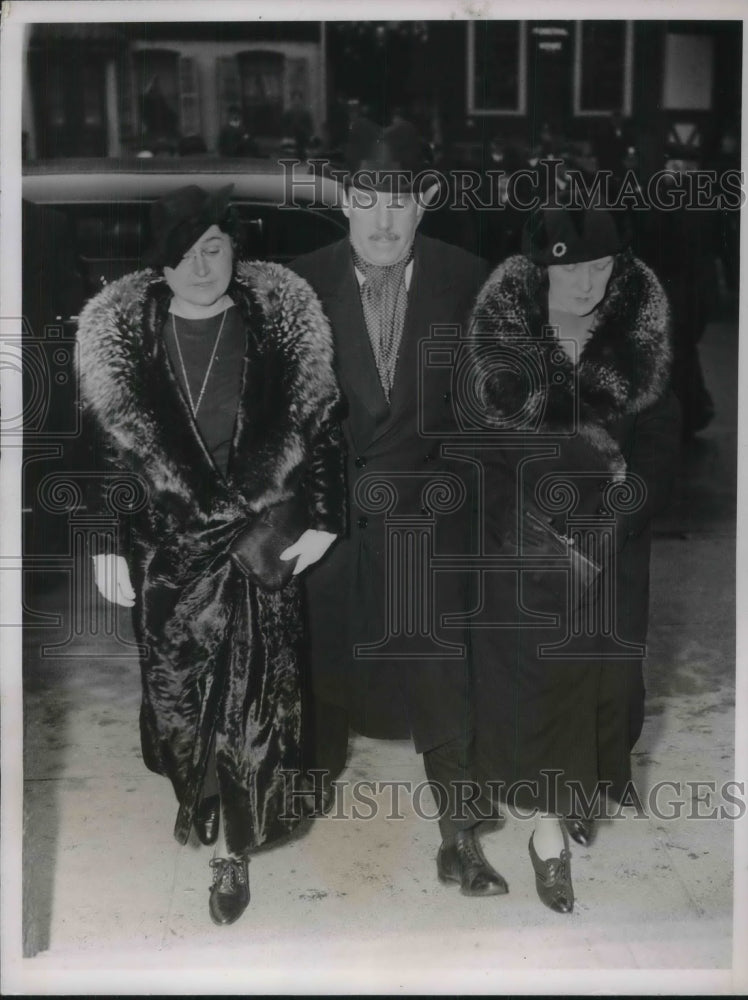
left=24, top=22, right=326, bottom=159
left=23, top=19, right=741, bottom=171
left=328, top=19, right=741, bottom=174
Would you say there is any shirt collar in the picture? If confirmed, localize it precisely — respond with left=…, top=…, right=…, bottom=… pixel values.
left=353, top=259, right=414, bottom=291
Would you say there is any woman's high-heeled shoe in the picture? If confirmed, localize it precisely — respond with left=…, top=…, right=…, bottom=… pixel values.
left=528, top=833, right=574, bottom=913
left=563, top=816, right=595, bottom=847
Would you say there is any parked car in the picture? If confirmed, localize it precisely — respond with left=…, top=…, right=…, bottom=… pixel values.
left=22, top=157, right=349, bottom=299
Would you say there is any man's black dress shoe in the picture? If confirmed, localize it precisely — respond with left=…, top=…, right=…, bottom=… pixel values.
left=194, top=795, right=220, bottom=846
left=528, top=833, right=574, bottom=913
left=563, top=817, right=595, bottom=847
left=208, top=856, right=250, bottom=925
left=437, top=828, right=509, bottom=897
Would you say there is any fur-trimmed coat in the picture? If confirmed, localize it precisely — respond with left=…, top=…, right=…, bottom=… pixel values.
left=467, top=250, right=681, bottom=809
left=468, top=250, right=680, bottom=642
left=76, top=261, right=346, bottom=856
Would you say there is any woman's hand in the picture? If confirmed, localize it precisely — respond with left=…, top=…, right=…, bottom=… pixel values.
left=279, top=530, right=337, bottom=576
left=91, top=554, right=136, bottom=607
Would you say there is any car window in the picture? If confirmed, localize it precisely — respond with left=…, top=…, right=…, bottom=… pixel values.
left=37, top=201, right=346, bottom=292
left=235, top=205, right=345, bottom=262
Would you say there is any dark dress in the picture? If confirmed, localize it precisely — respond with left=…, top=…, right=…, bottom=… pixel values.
left=162, top=306, right=245, bottom=476
left=467, top=252, right=680, bottom=816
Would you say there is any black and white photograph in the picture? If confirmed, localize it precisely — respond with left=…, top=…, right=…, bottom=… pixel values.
left=1, top=0, right=746, bottom=994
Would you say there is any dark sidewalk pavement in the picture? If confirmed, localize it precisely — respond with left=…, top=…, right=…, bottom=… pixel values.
left=9, top=308, right=746, bottom=993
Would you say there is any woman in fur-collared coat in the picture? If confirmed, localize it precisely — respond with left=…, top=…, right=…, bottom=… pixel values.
left=468, top=207, right=680, bottom=913
left=76, top=185, right=345, bottom=926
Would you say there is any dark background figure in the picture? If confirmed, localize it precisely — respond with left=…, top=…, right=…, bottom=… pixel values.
left=388, top=105, right=407, bottom=127
left=632, top=153, right=716, bottom=438
left=491, top=139, right=533, bottom=261
left=324, top=95, right=350, bottom=164
left=217, top=105, right=260, bottom=157
left=595, top=111, right=633, bottom=182
left=708, top=123, right=741, bottom=296
left=140, top=74, right=179, bottom=155
left=528, top=120, right=562, bottom=166
left=281, top=89, right=315, bottom=159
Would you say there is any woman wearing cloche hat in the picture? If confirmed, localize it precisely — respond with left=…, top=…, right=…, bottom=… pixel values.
left=467, top=205, right=681, bottom=913
left=76, top=184, right=346, bottom=925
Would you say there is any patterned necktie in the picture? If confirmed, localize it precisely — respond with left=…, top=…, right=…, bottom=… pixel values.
left=351, top=243, right=414, bottom=401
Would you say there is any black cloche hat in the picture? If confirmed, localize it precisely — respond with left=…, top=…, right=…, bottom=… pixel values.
left=144, top=183, right=235, bottom=269
left=522, top=206, right=624, bottom=266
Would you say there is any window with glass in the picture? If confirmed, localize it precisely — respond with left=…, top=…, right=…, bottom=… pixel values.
left=133, top=48, right=202, bottom=146
left=238, top=51, right=286, bottom=136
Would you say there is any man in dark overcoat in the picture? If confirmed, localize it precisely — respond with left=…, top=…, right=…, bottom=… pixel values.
left=291, top=119, right=507, bottom=895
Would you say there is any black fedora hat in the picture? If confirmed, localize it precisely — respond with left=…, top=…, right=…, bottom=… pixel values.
left=522, top=206, right=624, bottom=266
left=343, top=118, right=436, bottom=194
left=145, top=183, right=235, bottom=269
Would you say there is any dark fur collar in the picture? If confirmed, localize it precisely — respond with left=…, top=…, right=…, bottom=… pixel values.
left=77, top=260, right=338, bottom=515
left=468, top=251, right=672, bottom=475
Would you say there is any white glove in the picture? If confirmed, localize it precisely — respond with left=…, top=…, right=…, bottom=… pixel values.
left=279, top=529, right=337, bottom=576
left=91, top=554, right=136, bottom=607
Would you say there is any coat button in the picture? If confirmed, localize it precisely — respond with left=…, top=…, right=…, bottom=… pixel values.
left=423, top=452, right=434, bottom=463
left=357, top=516, right=368, bottom=529
left=354, top=456, right=367, bottom=468
left=595, top=505, right=607, bottom=515
left=420, top=506, right=430, bottom=516
left=443, top=391, right=451, bottom=404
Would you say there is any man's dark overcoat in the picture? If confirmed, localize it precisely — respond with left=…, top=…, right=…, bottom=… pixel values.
left=76, top=261, right=345, bottom=855
left=467, top=250, right=681, bottom=811
left=291, top=234, right=489, bottom=754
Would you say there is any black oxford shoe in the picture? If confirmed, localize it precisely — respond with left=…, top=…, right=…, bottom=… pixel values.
left=208, top=856, right=250, bottom=925
left=563, top=816, right=595, bottom=847
left=528, top=834, right=574, bottom=914
left=437, top=828, right=509, bottom=897
left=194, top=795, right=220, bottom=846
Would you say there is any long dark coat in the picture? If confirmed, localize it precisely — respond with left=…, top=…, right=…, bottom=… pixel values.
left=76, top=261, right=346, bottom=856
left=291, top=234, right=489, bottom=754
left=467, top=250, right=681, bottom=813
